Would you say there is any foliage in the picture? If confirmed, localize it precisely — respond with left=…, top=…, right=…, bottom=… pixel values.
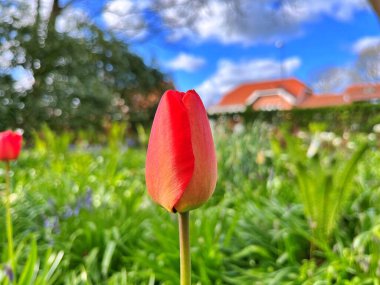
left=0, top=237, right=63, bottom=284
left=212, top=102, right=380, bottom=133
left=0, top=0, right=171, bottom=135
left=0, top=122, right=380, bottom=284
left=273, top=132, right=369, bottom=247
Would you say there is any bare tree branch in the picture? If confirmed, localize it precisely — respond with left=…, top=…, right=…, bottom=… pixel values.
left=368, top=0, right=380, bottom=21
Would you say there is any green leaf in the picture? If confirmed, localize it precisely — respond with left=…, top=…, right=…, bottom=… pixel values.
left=101, top=241, right=116, bottom=277
left=232, top=245, right=271, bottom=260
left=18, top=238, right=38, bottom=285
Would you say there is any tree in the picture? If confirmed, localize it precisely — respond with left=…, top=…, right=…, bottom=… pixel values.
left=310, top=67, right=357, bottom=93
left=356, top=44, right=380, bottom=83
left=0, top=0, right=171, bottom=134
left=311, top=44, right=380, bottom=92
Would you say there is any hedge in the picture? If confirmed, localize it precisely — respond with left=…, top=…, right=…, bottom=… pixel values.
left=212, top=102, right=380, bottom=133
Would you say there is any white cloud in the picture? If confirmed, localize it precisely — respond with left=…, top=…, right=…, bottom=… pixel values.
left=101, top=0, right=368, bottom=45
left=100, top=0, right=370, bottom=45
left=285, top=0, right=367, bottom=22
left=166, top=53, right=205, bottom=72
left=161, top=1, right=300, bottom=45
left=196, top=56, right=302, bottom=106
left=158, top=0, right=368, bottom=45
left=102, top=0, right=147, bottom=39
left=352, top=36, right=380, bottom=53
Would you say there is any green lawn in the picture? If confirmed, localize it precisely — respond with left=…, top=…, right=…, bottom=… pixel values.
left=1, top=123, right=380, bottom=284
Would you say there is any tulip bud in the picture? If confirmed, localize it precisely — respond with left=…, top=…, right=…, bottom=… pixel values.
left=145, top=90, right=217, bottom=213
left=0, top=130, right=23, bottom=161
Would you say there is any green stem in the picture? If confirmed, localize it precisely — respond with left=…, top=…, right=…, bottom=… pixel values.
left=178, top=212, right=191, bottom=285
left=5, top=161, right=16, bottom=282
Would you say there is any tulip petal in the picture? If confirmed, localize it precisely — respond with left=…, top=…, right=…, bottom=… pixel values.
left=0, top=130, right=22, bottom=161
left=174, top=90, right=217, bottom=212
left=146, top=90, right=195, bottom=212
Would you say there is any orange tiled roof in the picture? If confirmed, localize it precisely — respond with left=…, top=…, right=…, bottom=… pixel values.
left=217, top=78, right=309, bottom=107
left=298, top=94, right=349, bottom=109
left=345, top=83, right=380, bottom=102
left=209, top=79, right=380, bottom=113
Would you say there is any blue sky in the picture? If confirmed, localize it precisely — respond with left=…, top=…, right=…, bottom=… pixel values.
left=99, top=0, right=378, bottom=106
left=11, top=0, right=380, bottom=106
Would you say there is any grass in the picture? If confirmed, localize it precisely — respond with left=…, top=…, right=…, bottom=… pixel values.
left=1, top=122, right=380, bottom=284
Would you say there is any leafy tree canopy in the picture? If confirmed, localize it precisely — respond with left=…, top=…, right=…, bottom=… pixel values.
left=0, top=0, right=172, bottom=135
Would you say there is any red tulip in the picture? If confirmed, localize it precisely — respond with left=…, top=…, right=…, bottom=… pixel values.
left=0, top=130, right=23, bottom=161
left=146, top=90, right=217, bottom=213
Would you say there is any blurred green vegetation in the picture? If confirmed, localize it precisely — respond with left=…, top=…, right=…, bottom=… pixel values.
left=1, top=122, right=380, bottom=284
left=0, top=0, right=171, bottom=136
left=210, top=102, right=380, bottom=134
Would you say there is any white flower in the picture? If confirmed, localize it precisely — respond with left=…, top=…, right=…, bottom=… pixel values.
left=307, top=137, right=321, bottom=158
left=368, top=133, right=376, bottom=141
left=319, top=132, right=335, bottom=142
left=373, top=124, right=380, bottom=133
left=233, top=123, right=245, bottom=134
left=332, top=137, right=343, bottom=147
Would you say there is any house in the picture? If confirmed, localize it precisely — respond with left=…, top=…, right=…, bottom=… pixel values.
left=208, top=78, right=380, bottom=114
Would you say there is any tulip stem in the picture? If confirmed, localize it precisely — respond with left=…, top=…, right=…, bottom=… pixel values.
left=179, top=211, right=191, bottom=285
left=4, top=161, right=16, bottom=282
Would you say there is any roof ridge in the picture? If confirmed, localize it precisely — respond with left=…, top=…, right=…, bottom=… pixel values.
left=238, top=77, right=305, bottom=86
